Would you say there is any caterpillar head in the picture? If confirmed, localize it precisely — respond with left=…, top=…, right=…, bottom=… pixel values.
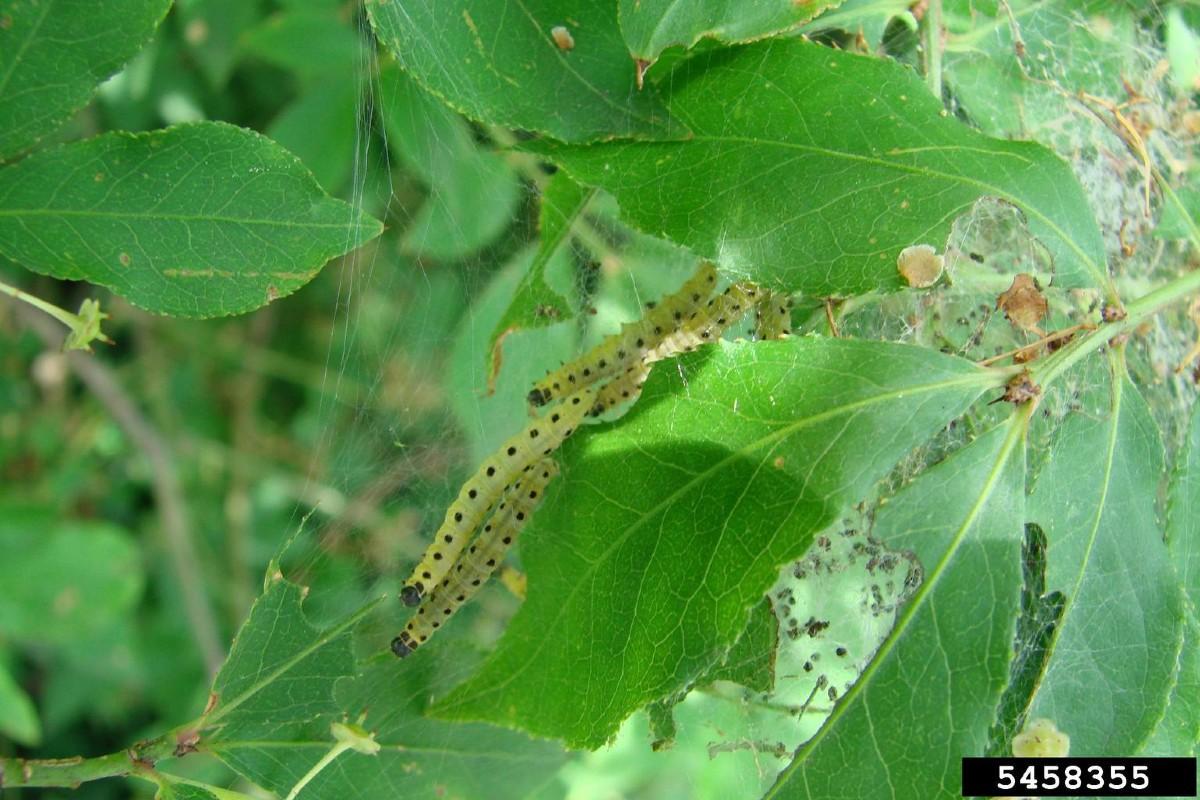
left=400, top=583, right=423, bottom=607
left=391, top=634, right=415, bottom=658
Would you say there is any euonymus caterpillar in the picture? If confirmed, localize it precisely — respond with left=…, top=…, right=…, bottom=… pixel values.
left=399, top=385, right=598, bottom=606
left=528, top=262, right=719, bottom=406
left=392, top=458, right=560, bottom=657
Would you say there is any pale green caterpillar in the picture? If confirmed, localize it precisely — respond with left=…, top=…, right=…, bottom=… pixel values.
left=392, top=458, right=560, bottom=657
left=399, top=386, right=597, bottom=607
left=590, top=281, right=769, bottom=416
left=527, top=262, right=719, bottom=407
left=754, top=290, right=793, bottom=340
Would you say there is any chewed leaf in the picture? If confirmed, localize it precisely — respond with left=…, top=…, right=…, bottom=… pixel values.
left=0, top=122, right=382, bottom=318
left=530, top=38, right=1107, bottom=295
left=770, top=418, right=1026, bottom=798
left=1026, top=358, right=1185, bottom=755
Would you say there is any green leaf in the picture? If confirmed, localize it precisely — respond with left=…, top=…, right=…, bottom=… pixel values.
left=379, top=68, right=521, bottom=261
left=704, top=598, right=778, bottom=694
left=485, top=172, right=590, bottom=375
left=529, top=38, right=1107, bottom=295
left=619, top=0, right=842, bottom=65
left=203, top=579, right=379, bottom=742
left=1169, top=395, right=1200, bottom=609
left=433, top=337, right=993, bottom=748
left=0, top=660, right=40, bottom=746
left=0, top=505, right=143, bottom=644
left=0, top=0, right=172, bottom=160
left=1139, top=614, right=1200, bottom=757
left=239, top=11, right=363, bottom=82
left=268, top=79, right=360, bottom=196
left=366, top=0, right=677, bottom=143
left=215, top=644, right=566, bottom=800
left=0, top=122, right=383, bottom=318
left=450, top=246, right=579, bottom=463
left=768, top=417, right=1026, bottom=798
left=1026, top=359, right=1186, bottom=754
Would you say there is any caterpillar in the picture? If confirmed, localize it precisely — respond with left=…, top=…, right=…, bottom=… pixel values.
left=527, top=262, right=720, bottom=407
left=589, top=281, right=764, bottom=416
left=754, top=291, right=793, bottom=340
left=400, top=385, right=598, bottom=606
left=392, top=458, right=560, bottom=657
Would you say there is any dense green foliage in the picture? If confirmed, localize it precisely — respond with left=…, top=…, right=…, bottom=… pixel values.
left=1, top=1, right=1198, bottom=799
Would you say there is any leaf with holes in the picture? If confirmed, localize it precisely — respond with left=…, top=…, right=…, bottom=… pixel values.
left=0, top=122, right=382, bottom=317
left=366, top=0, right=678, bottom=142
left=0, top=0, right=172, bottom=160
left=1025, top=358, right=1185, bottom=755
left=768, top=417, right=1026, bottom=798
left=484, top=172, right=591, bottom=379
left=432, top=337, right=994, bottom=748
left=529, top=38, right=1107, bottom=295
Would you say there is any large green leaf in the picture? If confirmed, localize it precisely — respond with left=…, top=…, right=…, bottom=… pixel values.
left=433, top=337, right=994, bottom=748
left=203, top=579, right=376, bottom=742
left=768, top=417, right=1026, bottom=798
left=619, top=0, right=841, bottom=65
left=379, top=68, right=521, bottom=261
left=1026, top=358, right=1186, bottom=754
left=0, top=505, right=143, bottom=644
left=485, top=172, right=590, bottom=374
left=0, top=0, right=172, bottom=161
left=365, top=0, right=677, bottom=142
left=0, top=122, right=382, bottom=317
left=530, top=38, right=1107, bottom=295
left=239, top=10, right=363, bottom=82
left=216, top=645, right=566, bottom=800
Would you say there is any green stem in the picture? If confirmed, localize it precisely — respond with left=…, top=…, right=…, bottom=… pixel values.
left=0, top=278, right=81, bottom=333
left=1032, top=266, right=1200, bottom=388
left=925, top=0, right=944, bottom=101
left=0, top=733, right=176, bottom=789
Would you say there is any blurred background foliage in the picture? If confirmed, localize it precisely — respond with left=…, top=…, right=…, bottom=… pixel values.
left=1, top=0, right=1198, bottom=797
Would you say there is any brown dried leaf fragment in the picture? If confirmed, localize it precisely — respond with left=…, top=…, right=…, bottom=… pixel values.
left=996, top=273, right=1048, bottom=332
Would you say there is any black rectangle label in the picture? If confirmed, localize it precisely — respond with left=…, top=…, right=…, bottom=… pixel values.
left=961, top=757, right=1197, bottom=797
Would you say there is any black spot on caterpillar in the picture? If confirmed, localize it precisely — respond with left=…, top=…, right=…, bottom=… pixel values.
left=393, top=458, right=560, bottom=657
left=528, top=262, right=719, bottom=406
left=400, top=385, right=597, bottom=606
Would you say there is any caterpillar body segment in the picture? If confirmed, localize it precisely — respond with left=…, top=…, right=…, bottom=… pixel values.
left=527, top=262, right=719, bottom=407
left=588, top=282, right=761, bottom=416
left=754, top=290, right=793, bottom=340
left=589, top=363, right=651, bottom=417
left=392, top=458, right=560, bottom=658
left=399, top=385, right=597, bottom=607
